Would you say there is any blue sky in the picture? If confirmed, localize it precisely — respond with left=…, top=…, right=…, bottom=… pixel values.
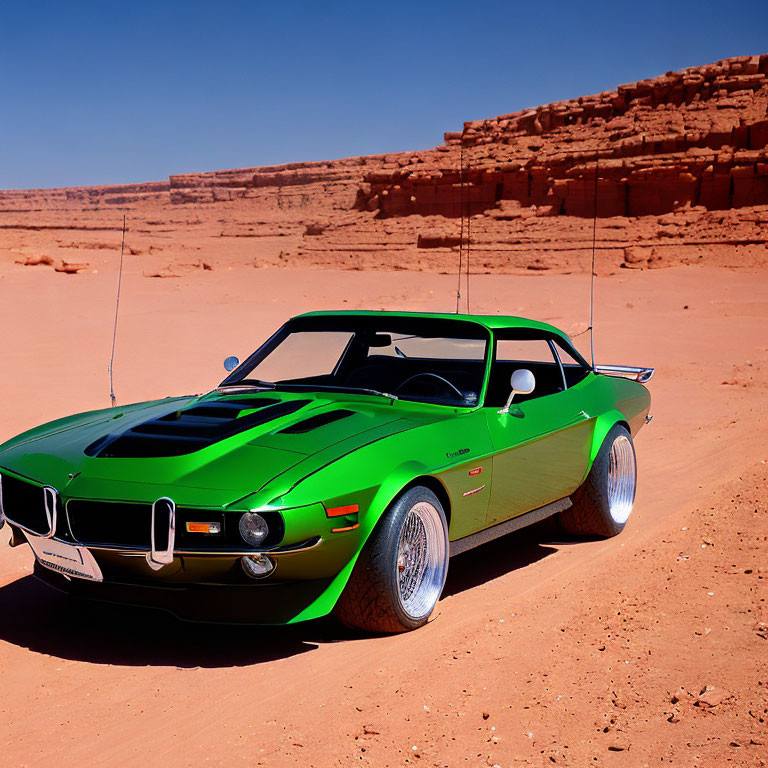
left=1, top=0, right=766, bottom=189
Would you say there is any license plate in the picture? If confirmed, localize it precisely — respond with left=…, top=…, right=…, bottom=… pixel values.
left=26, top=534, right=103, bottom=582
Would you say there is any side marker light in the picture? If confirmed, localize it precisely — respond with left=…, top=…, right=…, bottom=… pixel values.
left=331, top=523, right=360, bottom=533
left=325, top=503, right=359, bottom=518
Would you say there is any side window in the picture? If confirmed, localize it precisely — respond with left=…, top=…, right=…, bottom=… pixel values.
left=485, top=337, right=562, bottom=406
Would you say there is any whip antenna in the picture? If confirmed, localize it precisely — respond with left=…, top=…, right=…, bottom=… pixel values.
left=108, top=215, right=126, bottom=407
left=465, top=146, right=471, bottom=315
left=588, top=151, right=599, bottom=368
left=455, top=140, right=464, bottom=313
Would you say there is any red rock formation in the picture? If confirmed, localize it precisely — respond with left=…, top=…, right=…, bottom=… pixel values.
left=0, top=181, right=169, bottom=212
left=358, top=55, right=768, bottom=219
left=1, top=55, right=767, bottom=275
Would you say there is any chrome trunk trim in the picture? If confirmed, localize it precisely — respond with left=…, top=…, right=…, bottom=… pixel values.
left=147, top=497, right=176, bottom=570
left=594, top=364, right=654, bottom=383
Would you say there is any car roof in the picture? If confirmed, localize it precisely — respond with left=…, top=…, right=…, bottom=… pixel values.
left=295, top=310, right=571, bottom=340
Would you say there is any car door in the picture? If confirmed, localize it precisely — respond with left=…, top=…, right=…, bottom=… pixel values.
left=483, top=334, right=594, bottom=526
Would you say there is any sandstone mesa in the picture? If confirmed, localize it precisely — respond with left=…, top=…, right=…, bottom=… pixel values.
left=1, top=54, right=767, bottom=275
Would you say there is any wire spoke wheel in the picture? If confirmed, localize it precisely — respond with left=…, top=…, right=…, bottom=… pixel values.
left=396, top=501, right=447, bottom=620
left=607, top=433, right=636, bottom=524
left=558, top=424, right=638, bottom=539
left=335, top=486, right=449, bottom=633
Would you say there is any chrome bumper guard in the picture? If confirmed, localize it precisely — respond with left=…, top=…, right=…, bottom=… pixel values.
left=147, top=497, right=176, bottom=570
left=42, top=487, right=58, bottom=539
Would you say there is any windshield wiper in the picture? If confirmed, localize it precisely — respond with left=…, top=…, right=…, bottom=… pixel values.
left=268, top=383, right=398, bottom=401
left=217, top=379, right=398, bottom=401
left=217, top=378, right=276, bottom=390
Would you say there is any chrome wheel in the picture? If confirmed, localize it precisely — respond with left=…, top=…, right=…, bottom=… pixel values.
left=607, top=434, right=636, bottom=524
left=396, top=501, right=448, bottom=620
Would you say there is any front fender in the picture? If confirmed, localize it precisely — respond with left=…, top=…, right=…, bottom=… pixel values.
left=288, top=459, right=435, bottom=623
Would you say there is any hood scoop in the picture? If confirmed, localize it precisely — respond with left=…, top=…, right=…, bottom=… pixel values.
left=85, top=398, right=310, bottom=459
left=278, top=409, right=355, bottom=435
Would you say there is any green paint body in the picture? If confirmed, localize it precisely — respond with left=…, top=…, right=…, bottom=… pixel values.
left=0, top=312, right=650, bottom=623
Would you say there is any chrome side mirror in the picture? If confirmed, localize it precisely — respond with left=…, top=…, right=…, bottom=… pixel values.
left=223, top=355, right=240, bottom=372
left=498, top=369, right=536, bottom=414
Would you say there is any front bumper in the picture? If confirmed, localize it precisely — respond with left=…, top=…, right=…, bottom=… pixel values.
left=34, top=561, right=335, bottom=624
left=12, top=517, right=360, bottom=623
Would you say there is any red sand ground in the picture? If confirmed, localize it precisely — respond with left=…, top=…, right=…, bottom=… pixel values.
left=0, top=262, right=766, bottom=767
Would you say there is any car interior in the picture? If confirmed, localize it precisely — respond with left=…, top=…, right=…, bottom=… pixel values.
left=229, top=318, right=590, bottom=408
left=483, top=333, right=590, bottom=407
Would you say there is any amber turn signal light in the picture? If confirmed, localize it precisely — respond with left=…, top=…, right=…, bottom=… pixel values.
left=186, top=521, right=222, bottom=534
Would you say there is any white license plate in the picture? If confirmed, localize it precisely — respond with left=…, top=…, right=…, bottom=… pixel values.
left=26, top=534, right=103, bottom=582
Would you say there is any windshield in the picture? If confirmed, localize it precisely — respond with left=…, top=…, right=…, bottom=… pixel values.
left=222, top=315, right=489, bottom=406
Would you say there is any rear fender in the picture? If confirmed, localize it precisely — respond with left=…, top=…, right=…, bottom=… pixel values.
left=589, top=409, right=628, bottom=466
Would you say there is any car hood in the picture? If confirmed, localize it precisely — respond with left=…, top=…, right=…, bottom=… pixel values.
left=0, top=391, right=443, bottom=505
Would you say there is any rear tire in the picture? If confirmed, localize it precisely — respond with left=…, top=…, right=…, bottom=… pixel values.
left=335, top=486, right=449, bottom=633
left=559, top=424, right=637, bottom=538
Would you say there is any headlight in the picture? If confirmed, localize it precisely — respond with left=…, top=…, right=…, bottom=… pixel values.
left=238, top=512, right=269, bottom=546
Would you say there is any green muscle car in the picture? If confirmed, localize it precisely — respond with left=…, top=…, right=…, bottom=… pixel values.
left=0, top=311, right=652, bottom=632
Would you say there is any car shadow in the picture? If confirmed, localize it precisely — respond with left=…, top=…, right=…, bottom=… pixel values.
left=0, top=574, right=338, bottom=668
left=442, top=519, right=560, bottom=598
left=0, top=520, right=568, bottom=666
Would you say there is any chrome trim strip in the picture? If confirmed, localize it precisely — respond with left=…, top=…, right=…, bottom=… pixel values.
left=147, top=497, right=176, bottom=569
left=0, top=474, right=5, bottom=530
left=547, top=338, right=568, bottom=392
left=87, top=536, right=323, bottom=557
left=594, top=364, right=655, bottom=383
left=462, top=484, right=486, bottom=497
left=449, top=496, right=571, bottom=557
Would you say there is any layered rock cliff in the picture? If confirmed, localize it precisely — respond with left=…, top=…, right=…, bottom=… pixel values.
left=358, top=54, right=768, bottom=219
left=1, top=54, right=766, bottom=274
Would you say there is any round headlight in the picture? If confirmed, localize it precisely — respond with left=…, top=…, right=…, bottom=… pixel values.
left=239, top=512, right=269, bottom=546
left=241, top=553, right=275, bottom=579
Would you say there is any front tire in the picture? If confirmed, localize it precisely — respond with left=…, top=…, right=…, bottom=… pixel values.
left=335, top=486, right=449, bottom=633
left=559, top=423, right=637, bottom=538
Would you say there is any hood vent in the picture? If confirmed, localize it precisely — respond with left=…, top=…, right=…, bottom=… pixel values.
left=278, top=409, right=356, bottom=435
left=85, top=398, right=311, bottom=458
left=167, top=398, right=281, bottom=420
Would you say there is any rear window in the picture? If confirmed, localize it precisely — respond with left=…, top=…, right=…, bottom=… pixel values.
left=495, top=338, right=556, bottom=364
left=372, top=333, right=486, bottom=361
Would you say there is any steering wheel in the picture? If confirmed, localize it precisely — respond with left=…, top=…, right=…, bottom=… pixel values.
left=395, top=372, right=465, bottom=400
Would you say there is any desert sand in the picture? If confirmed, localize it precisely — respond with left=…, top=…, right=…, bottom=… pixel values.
left=1, top=53, right=767, bottom=767
left=0, top=261, right=766, bottom=767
